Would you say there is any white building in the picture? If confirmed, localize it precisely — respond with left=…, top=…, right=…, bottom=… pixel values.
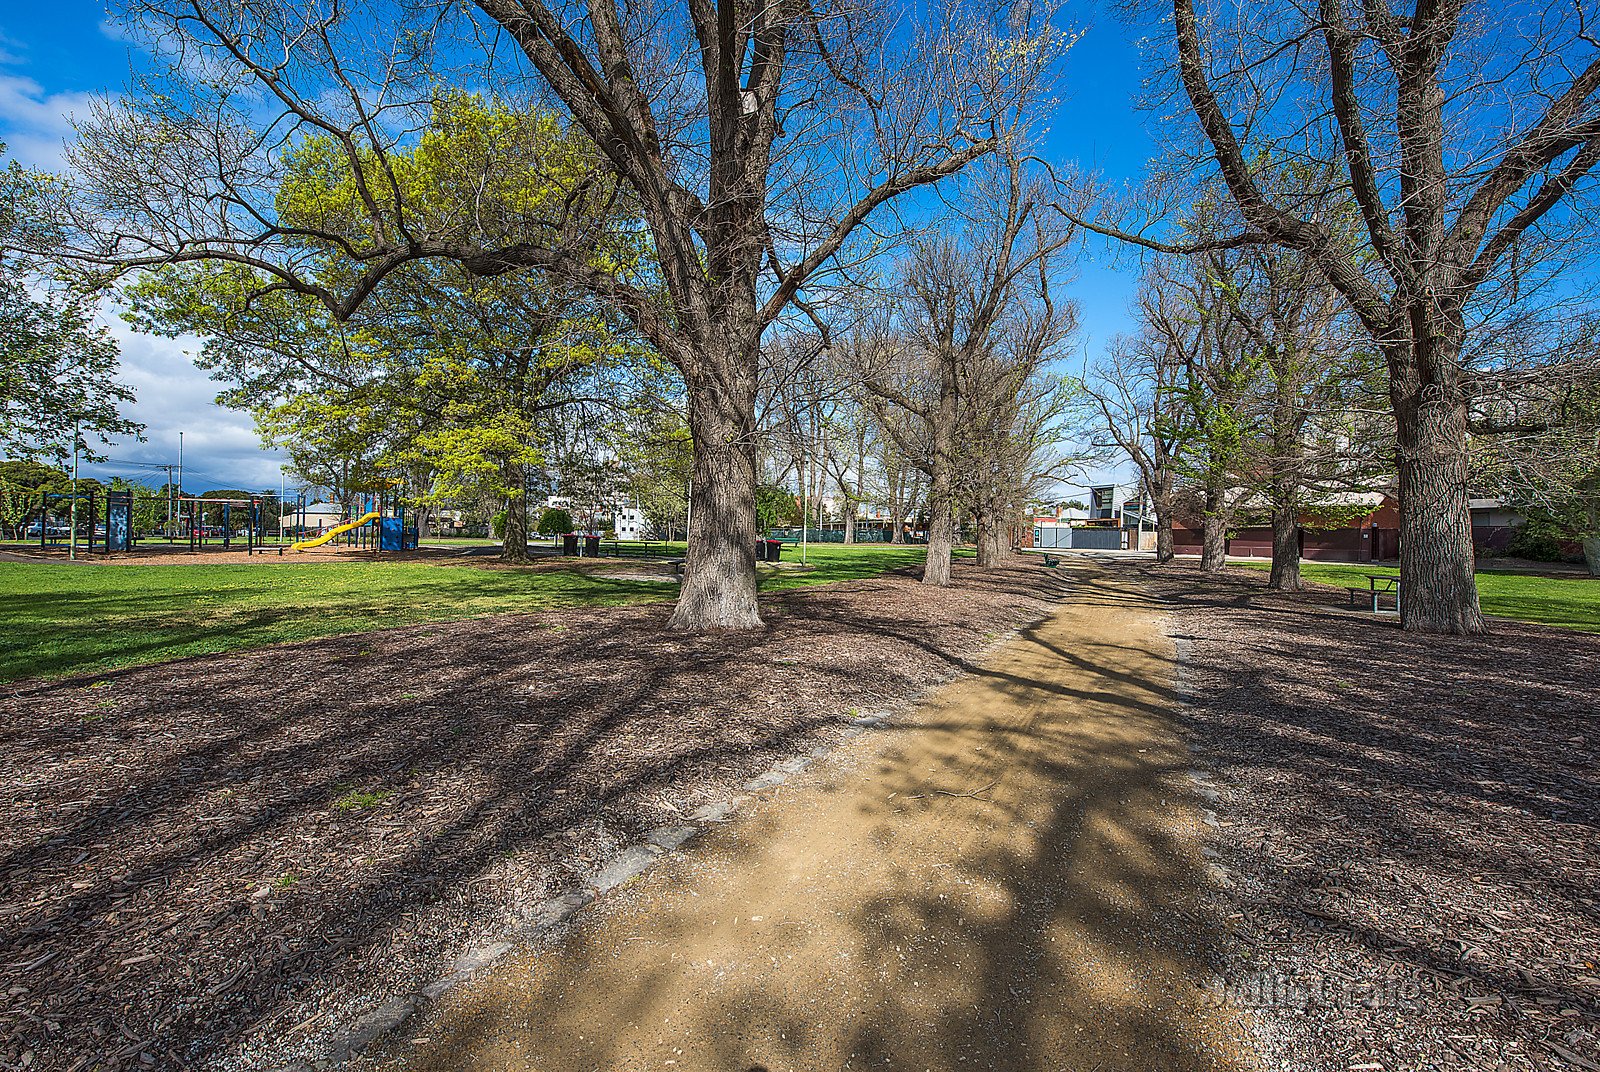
left=613, top=506, right=647, bottom=541
left=281, top=501, right=345, bottom=535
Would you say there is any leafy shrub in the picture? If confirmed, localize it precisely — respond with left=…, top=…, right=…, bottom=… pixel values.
left=537, top=507, right=574, bottom=535
left=1505, top=517, right=1570, bottom=562
left=755, top=484, right=799, bottom=533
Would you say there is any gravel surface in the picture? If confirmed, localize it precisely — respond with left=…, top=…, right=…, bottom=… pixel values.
left=0, top=561, right=1055, bottom=1072
left=1142, top=561, right=1600, bottom=1072
left=363, top=557, right=1249, bottom=1072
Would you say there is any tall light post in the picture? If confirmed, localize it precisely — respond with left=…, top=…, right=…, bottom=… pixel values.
left=68, top=421, right=80, bottom=560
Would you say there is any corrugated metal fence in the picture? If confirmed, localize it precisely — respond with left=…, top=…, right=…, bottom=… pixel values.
left=1033, top=525, right=1124, bottom=550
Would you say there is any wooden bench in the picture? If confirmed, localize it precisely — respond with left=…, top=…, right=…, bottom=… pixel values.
left=597, top=540, right=677, bottom=560
left=665, top=557, right=685, bottom=577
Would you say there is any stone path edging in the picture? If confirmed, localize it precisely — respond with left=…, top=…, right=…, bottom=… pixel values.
left=297, top=710, right=893, bottom=1069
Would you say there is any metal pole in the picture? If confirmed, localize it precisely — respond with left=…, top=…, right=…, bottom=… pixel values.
left=816, top=426, right=824, bottom=537
left=800, top=446, right=808, bottom=566
left=69, top=421, right=80, bottom=561
left=177, top=431, right=184, bottom=502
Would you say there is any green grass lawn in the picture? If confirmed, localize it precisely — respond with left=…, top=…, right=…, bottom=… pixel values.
left=0, top=543, right=944, bottom=683
left=1243, top=560, right=1600, bottom=633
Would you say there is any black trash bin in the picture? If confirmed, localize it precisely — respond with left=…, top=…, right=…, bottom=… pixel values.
left=753, top=540, right=768, bottom=562
left=561, top=532, right=579, bottom=555
left=763, top=538, right=782, bottom=562
left=583, top=534, right=601, bottom=557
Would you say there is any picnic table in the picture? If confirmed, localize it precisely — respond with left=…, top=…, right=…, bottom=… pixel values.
left=1348, top=573, right=1401, bottom=612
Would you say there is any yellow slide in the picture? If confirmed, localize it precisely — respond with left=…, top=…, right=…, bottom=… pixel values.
left=292, top=511, right=382, bottom=551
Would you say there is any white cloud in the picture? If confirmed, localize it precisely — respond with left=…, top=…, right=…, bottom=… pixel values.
left=87, top=314, right=289, bottom=493
left=0, top=72, right=98, bottom=170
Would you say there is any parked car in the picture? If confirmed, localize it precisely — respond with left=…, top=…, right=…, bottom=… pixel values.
left=23, top=522, right=71, bottom=538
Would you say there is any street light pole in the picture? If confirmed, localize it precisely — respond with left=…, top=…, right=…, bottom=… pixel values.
left=800, top=447, right=808, bottom=567
left=69, top=421, right=80, bottom=561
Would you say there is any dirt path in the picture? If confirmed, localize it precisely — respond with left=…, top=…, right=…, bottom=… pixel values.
left=371, top=560, right=1251, bottom=1072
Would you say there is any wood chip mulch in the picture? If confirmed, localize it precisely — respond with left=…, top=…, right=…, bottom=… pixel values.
left=1138, top=561, right=1600, bottom=1072
left=0, top=562, right=1057, bottom=1072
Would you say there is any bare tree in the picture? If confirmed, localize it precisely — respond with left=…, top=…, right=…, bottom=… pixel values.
left=1215, top=244, right=1388, bottom=588
left=1079, top=0, right=1600, bottom=632
left=1473, top=326, right=1600, bottom=574
left=40, top=0, right=1066, bottom=629
left=1083, top=284, right=1194, bottom=563
left=858, top=154, right=1079, bottom=584
left=1114, top=254, right=1257, bottom=573
left=955, top=323, right=1082, bottom=565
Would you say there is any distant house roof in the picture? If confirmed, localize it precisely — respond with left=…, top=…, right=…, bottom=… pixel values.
left=1312, top=491, right=1389, bottom=508
left=1229, top=489, right=1391, bottom=513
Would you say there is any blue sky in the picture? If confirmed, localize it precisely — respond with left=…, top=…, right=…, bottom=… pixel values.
left=0, top=4, right=1155, bottom=495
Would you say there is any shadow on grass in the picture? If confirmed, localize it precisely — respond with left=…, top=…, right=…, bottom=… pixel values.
left=0, top=567, right=676, bottom=684
left=0, top=560, right=1063, bottom=1068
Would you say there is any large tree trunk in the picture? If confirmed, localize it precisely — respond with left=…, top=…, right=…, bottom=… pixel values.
left=1153, top=470, right=1176, bottom=564
left=1156, top=513, right=1175, bottom=562
left=974, top=509, right=997, bottom=567
left=669, top=364, right=762, bottom=631
left=1200, top=484, right=1227, bottom=573
left=843, top=509, right=856, bottom=544
left=1391, top=343, right=1485, bottom=634
left=1267, top=496, right=1301, bottom=590
left=500, top=457, right=531, bottom=564
left=924, top=493, right=954, bottom=586
left=889, top=464, right=905, bottom=544
left=974, top=502, right=1008, bottom=566
left=1583, top=536, right=1600, bottom=578
left=922, top=389, right=957, bottom=587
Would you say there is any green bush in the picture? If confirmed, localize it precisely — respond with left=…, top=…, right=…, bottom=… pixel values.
left=536, top=507, right=574, bottom=535
left=755, top=484, right=799, bottom=534
left=490, top=510, right=507, bottom=539
left=1505, top=517, right=1570, bottom=562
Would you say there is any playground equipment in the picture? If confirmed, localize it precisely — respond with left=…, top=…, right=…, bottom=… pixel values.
left=34, top=489, right=136, bottom=554
left=292, top=510, right=382, bottom=550
left=290, top=483, right=417, bottom=553
left=173, top=494, right=283, bottom=553
left=19, top=472, right=420, bottom=556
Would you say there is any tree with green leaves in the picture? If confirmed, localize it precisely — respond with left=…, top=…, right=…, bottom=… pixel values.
left=54, top=0, right=1062, bottom=629
left=1, top=146, right=141, bottom=464
left=536, top=507, right=574, bottom=537
left=0, top=460, right=69, bottom=539
left=619, top=410, right=694, bottom=541
left=755, top=485, right=800, bottom=535
left=124, top=98, right=644, bottom=563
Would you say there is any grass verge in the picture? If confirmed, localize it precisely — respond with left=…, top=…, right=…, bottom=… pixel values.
left=0, top=543, right=948, bottom=682
left=1241, top=560, right=1600, bottom=633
